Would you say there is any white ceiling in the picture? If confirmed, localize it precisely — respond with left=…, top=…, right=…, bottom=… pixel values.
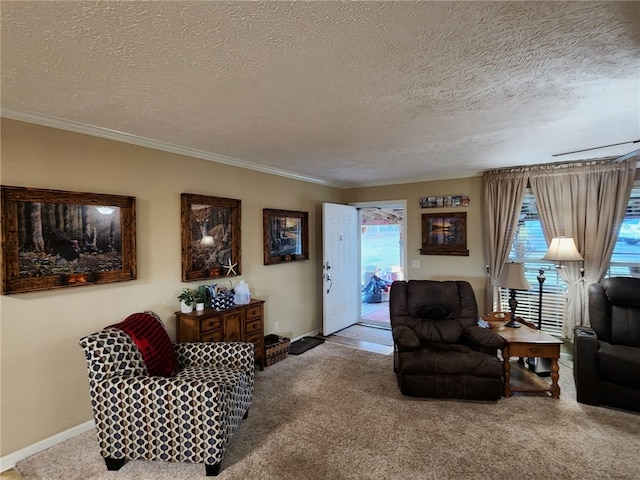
left=2, top=1, right=639, bottom=187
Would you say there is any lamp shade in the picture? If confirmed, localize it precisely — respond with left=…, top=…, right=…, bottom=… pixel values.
left=495, top=262, right=531, bottom=290
left=542, top=237, right=584, bottom=262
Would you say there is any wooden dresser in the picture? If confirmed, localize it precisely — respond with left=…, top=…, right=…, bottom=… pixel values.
left=175, top=299, right=265, bottom=370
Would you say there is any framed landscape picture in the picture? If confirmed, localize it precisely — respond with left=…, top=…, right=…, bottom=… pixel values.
left=263, top=209, right=309, bottom=265
left=1, top=185, right=137, bottom=294
left=181, top=193, right=241, bottom=281
left=420, top=212, right=469, bottom=256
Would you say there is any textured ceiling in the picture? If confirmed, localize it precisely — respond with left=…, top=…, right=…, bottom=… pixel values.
left=2, top=1, right=639, bottom=187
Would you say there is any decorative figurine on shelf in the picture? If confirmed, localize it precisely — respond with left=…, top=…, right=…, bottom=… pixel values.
left=224, top=258, right=238, bottom=276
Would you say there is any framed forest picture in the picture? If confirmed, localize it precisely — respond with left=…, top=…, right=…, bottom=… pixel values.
left=181, top=193, right=241, bottom=281
left=263, top=209, right=309, bottom=265
left=1, top=185, right=137, bottom=294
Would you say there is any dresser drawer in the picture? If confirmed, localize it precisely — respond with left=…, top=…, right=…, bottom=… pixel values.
left=509, top=343, right=560, bottom=358
left=200, top=316, right=221, bottom=333
left=245, top=319, right=263, bottom=335
left=246, top=332, right=264, bottom=358
left=201, top=329, right=223, bottom=343
left=245, top=304, right=263, bottom=320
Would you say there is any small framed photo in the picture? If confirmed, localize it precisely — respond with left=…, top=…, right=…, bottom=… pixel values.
left=1, top=185, right=137, bottom=294
left=181, top=193, right=241, bottom=280
left=420, top=194, right=470, bottom=209
left=263, top=209, right=309, bottom=265
left=419, top=197, right=438, bottom=208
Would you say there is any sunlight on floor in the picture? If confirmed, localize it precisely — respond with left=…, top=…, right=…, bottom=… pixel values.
left=0, top=469, right=23, bottom=479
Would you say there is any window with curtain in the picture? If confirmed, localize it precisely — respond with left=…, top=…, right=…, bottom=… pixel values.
left=503, top=189, right=565, bottom=336
left=502, top=181, right=640, bottom=337
left=608, top=181, right=640, bottom=277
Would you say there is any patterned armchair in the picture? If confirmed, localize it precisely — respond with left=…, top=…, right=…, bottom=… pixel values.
left=79, top=311, right=254, bottom=476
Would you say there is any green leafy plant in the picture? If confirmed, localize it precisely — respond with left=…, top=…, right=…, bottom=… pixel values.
left=177, top=288, right=195, bottom=306
left=194, top=291, right=205, bottom=304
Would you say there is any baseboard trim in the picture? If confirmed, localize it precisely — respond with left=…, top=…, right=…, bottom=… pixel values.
left=0, top=420, right=95, bottom=472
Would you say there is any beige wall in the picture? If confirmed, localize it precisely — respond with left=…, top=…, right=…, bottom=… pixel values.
left=0, top=119, right=490, bottom=458
left=0, top=119, right=342, bottom=455
left=344, top=176, right=487, bottom=312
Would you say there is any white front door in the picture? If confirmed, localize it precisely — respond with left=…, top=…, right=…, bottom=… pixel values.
left=322, top=203, right=359, bottom=335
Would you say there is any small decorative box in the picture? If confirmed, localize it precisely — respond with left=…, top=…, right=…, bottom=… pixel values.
left=212, top=291, right=235, bottom=310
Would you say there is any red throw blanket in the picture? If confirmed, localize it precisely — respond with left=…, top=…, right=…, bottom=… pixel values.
left=110, top=312, right=177, bottom=377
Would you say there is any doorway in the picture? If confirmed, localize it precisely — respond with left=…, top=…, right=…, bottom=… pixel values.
left=358, top=201, right=406, bottom=329
left=322, top=200, right=405, bottom=352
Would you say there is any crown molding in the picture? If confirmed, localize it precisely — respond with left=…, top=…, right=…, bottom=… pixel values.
left=343, top=170, right=482, bottom=189
left=1, top=107, right=343, bottom=188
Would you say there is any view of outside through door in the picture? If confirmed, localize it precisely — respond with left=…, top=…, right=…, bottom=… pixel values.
left=360, top=205, right=405, bottom=328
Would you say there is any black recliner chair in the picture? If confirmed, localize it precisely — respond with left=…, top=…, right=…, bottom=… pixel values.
left=574, top=277, right=640, bottom=412
left=390, top=280, right=505, bottom=401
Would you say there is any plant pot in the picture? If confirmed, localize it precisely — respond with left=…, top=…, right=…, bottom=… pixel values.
left=196, top=302, right=205, bottom=311
left=180, top=301, right=193, bottom=313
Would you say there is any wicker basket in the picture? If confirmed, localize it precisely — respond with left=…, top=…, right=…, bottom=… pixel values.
left=264, top=335, right=290, bottom=367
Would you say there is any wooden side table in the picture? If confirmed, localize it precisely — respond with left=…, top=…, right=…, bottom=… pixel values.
left=489, top=320, right=563, bottom=399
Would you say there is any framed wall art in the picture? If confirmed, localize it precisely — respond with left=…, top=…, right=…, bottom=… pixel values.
left=1, top=185, right=137, bottom=294
left=263, top=209, right=309, bottom=265
left=420, top=212, right=469, bottom=256
left=181, top=193, right=241, bottom=281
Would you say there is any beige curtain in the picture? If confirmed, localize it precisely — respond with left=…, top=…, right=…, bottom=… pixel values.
left=482, top=169, right=529, bottom=311
left=529, top=158, right=637, bottom=340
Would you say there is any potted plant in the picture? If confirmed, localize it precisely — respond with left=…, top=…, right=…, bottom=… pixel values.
left=178, top=288, right=195, bottom=313
left=194, top=291, right=205, bottom=311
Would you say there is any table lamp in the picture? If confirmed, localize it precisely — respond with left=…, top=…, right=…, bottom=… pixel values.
left=495, top=262, right=531, bottom=328
left=542, top=236, right=584, bottom=264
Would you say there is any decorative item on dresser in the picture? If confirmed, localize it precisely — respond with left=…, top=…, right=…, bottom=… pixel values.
left=177, top=288, right=196, bottom=313
left=176, top=299, right=266, bottom=370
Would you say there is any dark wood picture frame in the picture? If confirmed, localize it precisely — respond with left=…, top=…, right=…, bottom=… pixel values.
left=263, top=209, right=309, bottom=265
left=1, top=185, right=137, bottom=294
left=181, top=193, right=241, bottom=281
left=420, top=211, right=469, bottom=256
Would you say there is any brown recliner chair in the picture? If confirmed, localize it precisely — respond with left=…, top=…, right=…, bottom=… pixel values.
left=574, top=277, right=640, bottom=412
left=390, top=280, right=505, bottom=400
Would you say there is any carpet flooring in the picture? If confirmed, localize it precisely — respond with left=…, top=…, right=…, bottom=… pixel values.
left=16, top=342, right=640, bottom=480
